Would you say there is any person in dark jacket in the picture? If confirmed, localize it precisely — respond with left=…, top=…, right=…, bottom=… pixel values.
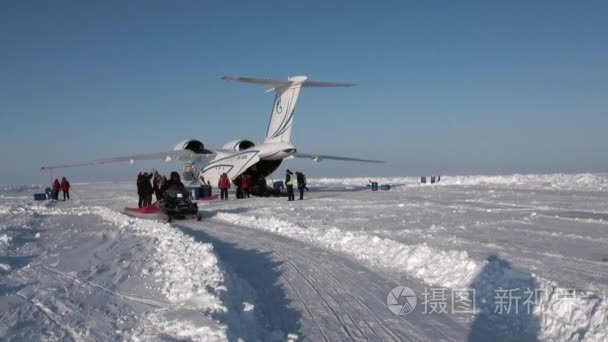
left=161, top=171, right=185, bottom=194
left=296, top=171, right=306, bottom=200
left=242, top=176, right=250, bottom=198
left=136, top=172, right=144, bottom=208
left=285, top=169, right=295, bottom=201
left=52, top=179, right=61, bottom=201
left=140, top=172, right=154, bottom=207
left=153, top=171, right=165, bottom=202
left=218, top=173, right=230, bottom=200
left=60, top=177, right=71, bottom=201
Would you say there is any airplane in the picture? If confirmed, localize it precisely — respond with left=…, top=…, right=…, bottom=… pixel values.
left=41, top=75, right=383, bottom=196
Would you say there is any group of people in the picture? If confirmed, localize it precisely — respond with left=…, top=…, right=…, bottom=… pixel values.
left=137, top=170, right=167, bottom=208
left=220, top=170, right=308, bottom=201
left=285, top=169, right=308, bottom=201
left=50, top=177, right=71, bottom=201
left=137, top=171, right=154, bottom=208
left=135, top=170, right=309, bottom=204
left=217, top=173, right=251, bottom=200
left=137, top=171, right=187, bottom=208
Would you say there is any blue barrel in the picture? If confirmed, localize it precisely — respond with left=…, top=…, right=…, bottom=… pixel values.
left=371, top=182, right=379, bottom=191
left=34, top=193, right=47, bottom=201
left=201, top=185, right=212, bottom=197
left=273, top=181, right=284, bottom=191
left=380, top=184, right=391, bottom=191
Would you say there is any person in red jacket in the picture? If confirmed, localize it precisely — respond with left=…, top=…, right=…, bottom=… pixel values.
left=218, top=173, right=230, bottom=200
left=60, top=177, right=71, bottom=201
left=52, top=179, right=61, bottom=201
left=242, top=176, right=250, bottom=198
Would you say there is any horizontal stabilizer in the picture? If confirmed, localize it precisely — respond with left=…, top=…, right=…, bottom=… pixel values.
left=221, top=76, right=292, bottom=87
left=221, top=75, right=357, bottom=89
left=295, top=153, right=384, bottom=164
left=301, top=80, right=357, bottom=88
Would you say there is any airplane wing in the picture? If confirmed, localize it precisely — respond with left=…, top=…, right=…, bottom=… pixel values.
left=294, top=153, right=384, bottom=164
left=40, top=150, right=204, bottom=170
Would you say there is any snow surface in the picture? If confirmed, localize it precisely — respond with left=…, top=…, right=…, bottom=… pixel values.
left=1, top=173, right=608, bottom=341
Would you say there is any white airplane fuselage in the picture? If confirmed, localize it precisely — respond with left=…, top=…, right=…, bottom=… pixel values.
left=190, top=141, right=296, bottom=190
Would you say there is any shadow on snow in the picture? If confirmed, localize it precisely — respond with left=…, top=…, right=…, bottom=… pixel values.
left=468, top=255, right=540, bottom=342
left=176, top=225, right=302, bottom=341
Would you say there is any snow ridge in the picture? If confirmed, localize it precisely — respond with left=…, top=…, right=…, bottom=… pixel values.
left=216, top=212, right=479, bottom=288
left=310, top=173, right=608, bottom=192
left=82, top=206, right=230, bottom=341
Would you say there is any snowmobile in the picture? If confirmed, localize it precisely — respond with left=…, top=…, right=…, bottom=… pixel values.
left=159, top=186, right=202, bottom=222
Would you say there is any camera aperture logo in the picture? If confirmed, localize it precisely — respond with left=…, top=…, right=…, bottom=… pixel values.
left=387, top=286, right=417, bottom=315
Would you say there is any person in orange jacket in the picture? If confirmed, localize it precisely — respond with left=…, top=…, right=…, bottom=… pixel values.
left=60, top=177, right=71, bottom=201
left=218, top=173, right=230, bottom=200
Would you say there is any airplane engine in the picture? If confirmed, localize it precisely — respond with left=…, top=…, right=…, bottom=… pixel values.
left=173, top=139, right=207, bottom=154
left=222, top=139, right=255, bottom=151
left=173, top=140, right=207, bottom=182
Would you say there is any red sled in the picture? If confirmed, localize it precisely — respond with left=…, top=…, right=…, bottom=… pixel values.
left=125, top=202, right=161, bottom=214
left=198, top=194, right=220, bottom=201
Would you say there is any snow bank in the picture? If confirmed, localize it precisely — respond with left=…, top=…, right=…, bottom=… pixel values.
left=1, top=201, right=230, bottom=341
left=214, top=212, right=479, bottom=289
left=92, top=207, right=223, bottom=302
left=436, top=173, right=608, bottom=191
left=80, top=207, right=230, bottom=341
left=309, top=173, right=608, bottom=192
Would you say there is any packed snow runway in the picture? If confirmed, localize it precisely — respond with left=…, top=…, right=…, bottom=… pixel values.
left=1, top=173, right=607, bottom=341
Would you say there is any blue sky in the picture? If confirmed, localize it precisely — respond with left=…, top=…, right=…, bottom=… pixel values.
left=1, top=1, right=607, bottom=184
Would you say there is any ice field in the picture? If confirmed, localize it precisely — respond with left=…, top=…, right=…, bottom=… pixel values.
left=1, top=173, right=607, bottom=341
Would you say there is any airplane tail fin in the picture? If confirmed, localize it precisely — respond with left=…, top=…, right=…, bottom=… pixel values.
left=221, top=75, right=356, bottom=143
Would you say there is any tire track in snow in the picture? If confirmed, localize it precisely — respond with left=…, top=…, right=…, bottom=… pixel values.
left=279, top=271, right=331, bottom=342
left=274, top=250, right=366, bottom=341
left=281, top=254, right=403, bottom=341
left=290, top=248, right=457, bottom=342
